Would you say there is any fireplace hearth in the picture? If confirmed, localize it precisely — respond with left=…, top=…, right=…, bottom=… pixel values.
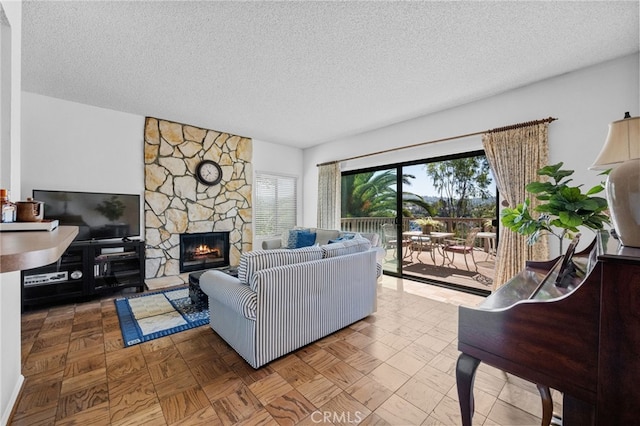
left=179, top=232, right=230, bottom=273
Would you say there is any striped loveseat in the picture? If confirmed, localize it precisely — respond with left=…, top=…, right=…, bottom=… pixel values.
left=199, top=237, right=381, bottom=368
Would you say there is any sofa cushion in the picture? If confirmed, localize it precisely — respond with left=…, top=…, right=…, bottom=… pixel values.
left=341, top=237, right=372, bottom=253
left=320, top=242, right=348, bottom=258
left=238, top=246, right=324, bottom=288
left=328, top=234, right=355, bottom=244
left=313, top=228, right=341, bottom=245
left=321, top=236, right=371, bottom=258
left=280, top=229, right=303, bottom=248
left=286, top=229, right=317, bottom=249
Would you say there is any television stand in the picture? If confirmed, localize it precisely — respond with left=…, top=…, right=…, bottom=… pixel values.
left=21, top=239, right=145, bottom=310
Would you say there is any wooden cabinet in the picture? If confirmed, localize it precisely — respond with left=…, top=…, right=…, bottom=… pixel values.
left=595, top=254, right=640, bottom=425
left=22, top=239, right=144, bottom=310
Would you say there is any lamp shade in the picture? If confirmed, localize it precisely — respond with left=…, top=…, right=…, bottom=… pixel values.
left=590, top=114, right=640, bottom=169
left=591, top=113, right=640, bottom=247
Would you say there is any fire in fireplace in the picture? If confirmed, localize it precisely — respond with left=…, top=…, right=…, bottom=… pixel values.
left=179, top=232, right=230, bottom=273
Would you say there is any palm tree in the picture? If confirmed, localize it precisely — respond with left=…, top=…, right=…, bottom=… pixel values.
left=342, top=171, right=396, bottom=217
left=342, top=170, right=433, bottom=218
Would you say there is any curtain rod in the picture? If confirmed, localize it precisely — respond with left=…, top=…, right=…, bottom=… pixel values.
left=317, top=116, right=557, bottom=167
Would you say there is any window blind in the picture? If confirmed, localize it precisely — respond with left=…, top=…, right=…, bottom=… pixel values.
left=255, top=173, right=297, bottom=238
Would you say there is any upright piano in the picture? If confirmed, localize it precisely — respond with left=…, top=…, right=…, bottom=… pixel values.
left=456, top=231, right=640, bottom=425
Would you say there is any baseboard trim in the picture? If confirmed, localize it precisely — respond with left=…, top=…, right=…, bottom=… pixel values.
left=2, top=373, right=24, bottom=426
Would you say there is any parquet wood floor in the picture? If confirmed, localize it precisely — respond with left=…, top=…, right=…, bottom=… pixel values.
left=14, top=276, right=561, bottom=425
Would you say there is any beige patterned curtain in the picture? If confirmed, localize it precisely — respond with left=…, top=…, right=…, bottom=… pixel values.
left=483, top=123, right=550, bottom=290
left=317, top=162, right=341, bottom=229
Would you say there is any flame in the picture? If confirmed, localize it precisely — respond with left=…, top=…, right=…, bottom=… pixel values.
left=193, top=244, right=220, bottom=257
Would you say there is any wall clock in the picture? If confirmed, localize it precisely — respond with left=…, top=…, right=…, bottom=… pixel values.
left=196, top=160, right=223, bottom=186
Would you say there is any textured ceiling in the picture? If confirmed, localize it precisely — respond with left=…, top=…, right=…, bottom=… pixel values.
left=22, top=1, right=639, bottom=148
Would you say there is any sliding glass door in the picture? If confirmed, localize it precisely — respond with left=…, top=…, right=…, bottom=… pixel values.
left=341, top=151, right=498, bottom=294
left=401, top=153, right=497, bottom=293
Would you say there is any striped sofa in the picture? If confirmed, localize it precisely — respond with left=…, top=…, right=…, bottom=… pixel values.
left=199, top=237, right=381, bottom=368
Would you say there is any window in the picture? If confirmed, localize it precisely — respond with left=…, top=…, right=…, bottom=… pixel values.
left=254, top=173, right=297, bottom=238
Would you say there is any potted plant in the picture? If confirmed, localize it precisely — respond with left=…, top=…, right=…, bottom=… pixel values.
left=483, top=219, right=496, bottom=232
left=501, top=162, right=610, bottom=252
left=414, top=217, right=441, bottom=234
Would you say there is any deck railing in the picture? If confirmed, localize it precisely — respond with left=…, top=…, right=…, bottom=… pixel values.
left=340, top=217, right=494, bottom=237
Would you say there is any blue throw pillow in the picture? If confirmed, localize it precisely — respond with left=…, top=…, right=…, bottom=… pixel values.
left=287, top=229, right=317, bottom=248
left=296, top=231, right=317, bottom=248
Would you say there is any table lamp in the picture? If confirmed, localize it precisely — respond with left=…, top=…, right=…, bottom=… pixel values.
left=590, top=112, right=640, bottom=247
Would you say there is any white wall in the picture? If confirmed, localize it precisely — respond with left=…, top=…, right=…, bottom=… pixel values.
left=303, top=53, right=640, bottom=254
left=21, top=94, right=304, bottom=200
left=252, top=138, right=304, bottom=247
left=21, top=92, right=146, bottom=198
left=0, top=1, right=22, bottom=424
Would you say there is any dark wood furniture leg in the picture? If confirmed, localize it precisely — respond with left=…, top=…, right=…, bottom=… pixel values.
left=536, top=384, right=553, bottom=426
left=456, top=353, right=481, bottom=426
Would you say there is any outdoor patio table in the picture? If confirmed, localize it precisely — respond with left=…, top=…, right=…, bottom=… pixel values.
left=475, top=232, right=497, bottom=260
left=403, top=231, right=454, bottom=264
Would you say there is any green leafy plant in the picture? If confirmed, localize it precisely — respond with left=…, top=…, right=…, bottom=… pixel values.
left=500, top=162, right=610, bottom=251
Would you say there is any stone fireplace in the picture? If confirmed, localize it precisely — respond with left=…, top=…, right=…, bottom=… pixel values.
left=144, top=117, right=252, bottom=284
left=179, top=232, right=230, bottom=273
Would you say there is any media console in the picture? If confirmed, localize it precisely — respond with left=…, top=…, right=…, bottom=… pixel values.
left=21, top=239, right=145, bottom=310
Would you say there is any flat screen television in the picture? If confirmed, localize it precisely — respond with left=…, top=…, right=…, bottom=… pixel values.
left=33, top=189, right=141, bottom=242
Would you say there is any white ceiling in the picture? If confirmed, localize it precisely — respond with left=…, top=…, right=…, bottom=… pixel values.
left=22, top=1, right=639, bottom=148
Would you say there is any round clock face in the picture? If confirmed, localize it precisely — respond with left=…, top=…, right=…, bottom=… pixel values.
left=196, top=160, right=222, bottom=185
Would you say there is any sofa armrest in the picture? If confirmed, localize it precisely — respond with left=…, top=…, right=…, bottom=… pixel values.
left=199, top=270, right=257, bottom=320
left=355, top=232, right=381, bottom=247
left=372, top=246, right=385, bottom=263
left=261, top=238, right=283, bottom=250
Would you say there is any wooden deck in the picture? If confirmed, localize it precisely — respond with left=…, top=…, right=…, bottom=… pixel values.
left=382, top=244, right=495, bottom=293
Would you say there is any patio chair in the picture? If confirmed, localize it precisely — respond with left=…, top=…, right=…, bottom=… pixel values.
left=443, top=227, right=481, bottom=272
left=381, top=223, right=411, bottom=259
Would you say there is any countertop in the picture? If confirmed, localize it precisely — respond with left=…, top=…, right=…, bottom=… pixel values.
left=0, top=226, right=79, bottom=273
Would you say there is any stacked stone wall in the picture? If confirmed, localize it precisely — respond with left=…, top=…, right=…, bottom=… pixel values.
left=144, top=117, right=252, bottom=279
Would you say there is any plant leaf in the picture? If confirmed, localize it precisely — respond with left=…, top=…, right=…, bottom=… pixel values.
left=559, top=211, right=583, bottom=227
left=537, top=163, right=563, bottom=176
left=526, top=182, right=554, bottom=193
left=586, top=184, right=605, bottom=195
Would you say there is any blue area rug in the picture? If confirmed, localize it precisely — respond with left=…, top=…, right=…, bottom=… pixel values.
left=115, top=287, right=209, bottom=347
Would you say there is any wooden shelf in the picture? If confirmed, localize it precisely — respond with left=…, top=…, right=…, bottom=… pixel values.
left=0, top=226, right=79, bottom=273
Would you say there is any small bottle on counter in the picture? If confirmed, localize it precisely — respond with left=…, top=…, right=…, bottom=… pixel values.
left=1, top=188, right=16, bottom=223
